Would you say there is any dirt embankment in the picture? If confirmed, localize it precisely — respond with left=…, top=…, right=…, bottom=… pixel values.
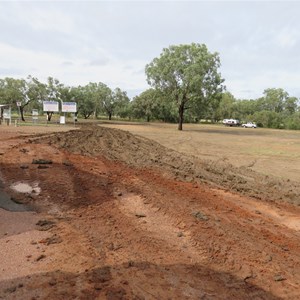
left=0, top=125, right=299, bottom=299
left=40, top=125, right=300, bottom=205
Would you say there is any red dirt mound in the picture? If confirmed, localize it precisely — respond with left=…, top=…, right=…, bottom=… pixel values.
left=0, top=125, right=299, bottom=299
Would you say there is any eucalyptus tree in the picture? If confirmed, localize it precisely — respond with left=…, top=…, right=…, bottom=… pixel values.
left=74, top=82, right=111, bottom=119
left=131, top=89, right=161, bottom=122
left=0, top=76, right=45, bottom=121
left=46, top=77, right=64, bottom=100
left=0, top=78, right=24, bottom=106
left=88, top=82, right=111, bottom=118
left=114, top=88, right=131, bottom=119
left=283, top=96, right=298, bottom=115
left=102, top=87, right=129, bottom=120
left=74, top=84, right=97, bottom=119
left=0, top=79, right=9, bottom=104
left=214, top=92, right=236, bottom=121
left=262, top=88, right=289, bottom=113
left=145, top=43, right=224, bottom=130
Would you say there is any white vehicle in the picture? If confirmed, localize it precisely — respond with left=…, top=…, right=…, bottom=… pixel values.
left=242, top=122, right=257, bottom=128
left=223, top=119, right=240, bottom=127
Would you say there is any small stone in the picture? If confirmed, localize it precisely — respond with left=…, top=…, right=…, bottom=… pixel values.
left=63, top=160, right=73, bottom=167
left=274, top=274, right=286, bottom=282
left=135, top=213, right=146, bottom=218
left=192, top=211, right=209, bottom=221
left=4, top=286, right=17, bottom=293
left=265, top=255, right=272, bottom=262
left=126, top=261, right=134, bottom=268
left=94, top=284, right=102, bottom=290
left=32, top=159, right=53, bottom=164
left=48, top=280, right=57, bottom=286
left=36, top=254, right=46, bottom=262
left=37, top=165, right=49, bottom=169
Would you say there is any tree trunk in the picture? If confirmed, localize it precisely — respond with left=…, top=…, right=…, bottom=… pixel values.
left=20, top=106, right=25, bottom=122
left=178, top=103, right=184, bottom=131
left=108, top=112, right=112, bottom=120
left=46, top=112, right=53, bottom=121
left=147, top=115, right=150, bottom=122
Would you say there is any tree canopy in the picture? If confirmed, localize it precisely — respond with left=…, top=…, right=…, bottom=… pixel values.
left=145, top=43, right=224, bottom=130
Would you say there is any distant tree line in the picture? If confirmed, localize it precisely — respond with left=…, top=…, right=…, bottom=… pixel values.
left=130, top=87, right=300, bottom=130
left=0, top=76, right=130, bottom=121
left=214, top=88, right=300, bottom=129
left=0, top=43, right=299, bottom=130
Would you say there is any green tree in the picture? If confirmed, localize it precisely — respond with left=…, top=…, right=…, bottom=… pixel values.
left=114, top=89, right=130, bottom=119
left=284, top=112, right=300, bottom=130
left=0, top=76, right=45, bottom=121
left=102, top=87, right=129, bottom=120
left=284, top=97, right=298, bottom=115
left=253, top=110, right=283, bottom=128
left=262, top=88, right=289, bottom=113
left=75, top=82, right=111, bottom=119
left=145, top=43, right=224, bottom=130
left=214, top=92, right=236, bottom=121
left=0, top=77, right=25, bottom=107
left=131, top=89, right=161, bottom=122
left=231, top=99, right=258, bottom=121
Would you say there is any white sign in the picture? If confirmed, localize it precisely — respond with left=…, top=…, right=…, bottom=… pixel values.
left=32, top=109, right=39, bottom=120
left=62, top=102, right=77, bottom=113
left=60, top=116, right=66, bottom=124
left=3, top=109, right=11, bottom=119
left=43, top=101, right=59, bottom=112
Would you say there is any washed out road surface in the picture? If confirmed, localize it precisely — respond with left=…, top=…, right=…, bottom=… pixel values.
left=0, top=125, right=299, bottom=299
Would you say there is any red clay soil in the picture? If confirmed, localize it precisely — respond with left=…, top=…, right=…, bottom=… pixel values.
left=0, top=125, right=299, bottom=300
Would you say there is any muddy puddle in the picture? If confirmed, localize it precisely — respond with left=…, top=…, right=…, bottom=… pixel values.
left=0, top=181, right=33, bottom=212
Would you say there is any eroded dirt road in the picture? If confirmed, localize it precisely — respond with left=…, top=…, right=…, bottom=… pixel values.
left=0, top=125, right=299, bottom=299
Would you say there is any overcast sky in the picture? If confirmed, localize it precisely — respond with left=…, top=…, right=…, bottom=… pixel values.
left=1, top=1, right=300, bottom=100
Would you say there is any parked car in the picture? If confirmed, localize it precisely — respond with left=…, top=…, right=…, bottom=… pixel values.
left=242, top=122, right=257, bottom=128
left=223, top=119, right=240, bottom=127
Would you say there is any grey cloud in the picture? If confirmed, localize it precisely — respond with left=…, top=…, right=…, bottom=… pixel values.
left=1, top=1, right=300, bottom=99
left=88, top=58, right=109, bottom=67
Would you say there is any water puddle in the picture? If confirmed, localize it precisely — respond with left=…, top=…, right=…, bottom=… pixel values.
left=0, top=189, right=30, bottom=212
left=10, top=182, right=41, bottom=195
left=0, top=181, right=40, bottom=212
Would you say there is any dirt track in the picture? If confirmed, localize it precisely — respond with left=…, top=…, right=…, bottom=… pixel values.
left=0, top=125, right=299, bottom=299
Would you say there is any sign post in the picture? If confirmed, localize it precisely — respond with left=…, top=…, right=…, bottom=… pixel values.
left=32, top=109, right=38, bottom=124
left=62, top=102, right=77, bottom=126
left=16, top=101, right=21, bottom=125
left=43, top=101, right=59, bottom=124
left=3, top=107, right=11, bottom=126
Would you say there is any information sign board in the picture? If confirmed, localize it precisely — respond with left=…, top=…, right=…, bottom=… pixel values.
left=43, top=101, right=59, bottom=112
left=62, top=102, right=77, bottom=113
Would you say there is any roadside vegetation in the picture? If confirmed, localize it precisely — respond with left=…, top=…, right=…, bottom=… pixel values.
left=0, top=43, right=299, bottom=130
